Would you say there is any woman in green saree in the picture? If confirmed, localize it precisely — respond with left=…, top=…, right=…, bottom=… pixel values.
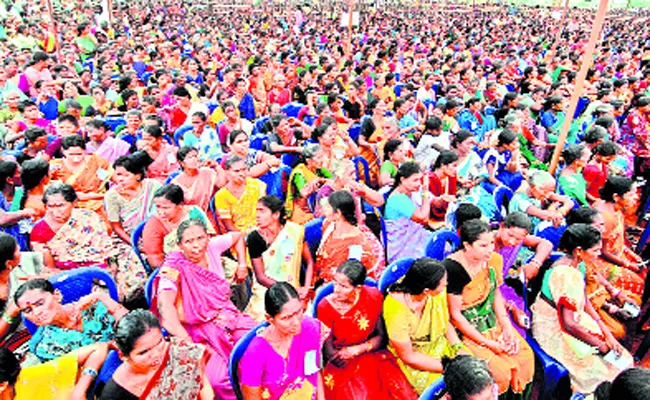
left=558, top=145, right=592, bottom=207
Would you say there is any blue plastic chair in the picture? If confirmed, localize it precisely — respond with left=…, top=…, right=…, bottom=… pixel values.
left=164, top=169, right=182, bottom=185
left=93, top=349, right=122, bottom=396
left=253, top=116, right=270, bottom=135
left=145, top=268, right=160, bottom=307
left=311, top=278, right=378, bottom=317
left=304, top=217, right=324, bottom=259
left=425, top=229, right=460, bottom=261
left=394, top=83, right=404, bottom=97
left=525, top=334, right=569, bottom=399
left=535, top=222, right=567, bottom=250
left=259, top=164, right=291, bottom=201
left=228, top=321, right=270, bottom=400
left=104, top=117, right=126, bottom=132
left=352, top=155, right=371, bottom=186
left=281, top=102, right=305, bottom=118
left=173, top=125, right=194, bottom=146
left=419, top=377, right=446, bottom=400
left=281, top=153, right=301, bottom=168
left=23, top=267, right=119, bottom=334
left=493, top=185, right=514, bottom=222
left=250, top=134, right=267, bottom=151
left=636, top=221, right=650, bottom=254
left=484, top=106, right=496, bottom=116
left=140, top=71, right=153, bottom=85
left=378, top=257, right=416, bottom=294
left=206, top=101, right=220, bottom=115
left=422, top=98, right=436, bottom=111
left=348, top=123, right=362, bottom=143
left=131, top=220, right=151, bottom=274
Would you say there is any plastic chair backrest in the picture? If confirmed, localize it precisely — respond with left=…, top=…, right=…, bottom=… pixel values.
left=130, top=220, right=151, bottom=274
left=145, top=268, right=160, bottom=307
left=352, top=155, right=371, bottom=186
left=206, top=102, right=220, bottom=115
left=104, top=117, right=126, bottom=132
left=281, top=102, right=305, bottom=118
left=394, top=83, right=403, bottom=97
left=173, top=125, right=194, bottom=147
left=253, top=116, right=270, bottom=135
left=425, top=229, right=460, bottom=261
left=419, top=377, right=446, bottom=400
left=23, top=267, right=119, bottom=334
left=250, top=134, right=267, bottom=151
left=484, top=106, right=496, bottom=116
left=229, top=321, right=270, bottom=400
left=304, top=217, right=324, bottom=259
left=311, top=278, right=377, bottom=317
left=348, top=123, right=362, bottom=143
left=260, top=164, right=291, bottom=200
left=164, top=169, right=182, bottom=185
left=493, top=186, right=514, bottom=222
left=379, top=257, right=416, bottom=294
left=93, top=349, right=122, bottom=397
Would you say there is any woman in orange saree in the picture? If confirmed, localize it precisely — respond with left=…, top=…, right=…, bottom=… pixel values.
left=49, top=135, right=112, bottom=221
left=358, top=99, right=391, bottom=187
left=317, top=261, right=417, bottom=400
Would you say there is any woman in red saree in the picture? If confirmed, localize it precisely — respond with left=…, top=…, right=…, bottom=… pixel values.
left=100, top=310, right=213, bottom=400
left=139, top=125, right=180, bottom=183
left=317, top=261, right=417, bottom=400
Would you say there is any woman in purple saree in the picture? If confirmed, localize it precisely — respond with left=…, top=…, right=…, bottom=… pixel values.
left=154, top=218, right=254, bottom=399
left=494, top=212, right=553, bottom=336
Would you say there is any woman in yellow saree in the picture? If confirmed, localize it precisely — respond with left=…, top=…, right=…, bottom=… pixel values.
left=444, top=220, right=534, bottom=398
left=49, top=135, right=112, bottom=221
left=383, top=258, right=468, bottom=396
left=0, top=342, right=108, bottom=400
left=286, top=144, right=330, bottom=225
left=246, top=195, right=314, bottom=320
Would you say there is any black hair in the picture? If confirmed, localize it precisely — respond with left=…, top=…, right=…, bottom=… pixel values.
left=154, top=184, right=184, bottom=205
left=592, top=141, right=618, bottom=158
left=113, top=152, right=154, bottom=181
left=85, top=119, right=108, bottom=131
left=265, top=281, right=300, bottom=318
left=0, top=161, right=18, bottom=192
left=0, top=233, right=17, bottom=273
left=336, top=260, right=367, bottom=286
left=609, top=367, right=650, bottom=400
left=599, top=176, right=633, bottom=203
left=432, top=150, right=459, bottom=170
left=114, top=310, right=162, bottom=356
left=583, top=126, right=608, bottom=144
left=224, top=155, right=246, bottom=170
left=451, top=130, right=473, bottom=149
left=43, top=183, right=78, bottom=205
left=20, top=158, right=49, bottom=192
left=383, top=139, right=403, bottom=161
left=594, top=116, right=615, bottom=130
left=228, top=129, right=248, bottom=147
left=566, top=206, right=600, bottom=226
left=14, top=278, right=55, bottom=304
left=558, top=223, right=602, bottom=254
left=425, top=116, right=442, bottom=132
left=460, top=219, right=490, bottom=247
left=503, top=212, right=533, bottom=233
left=442, top=355, right=495, bottom=400
left=61, top=134, right=86, bottom=150
left=142, top=124, right=163, bottom=139
left=258, top=195, right=286, bottom=225
left=497, top=129, right=517, bottom=147
left=177, top=146, right=198, bottom=164
left=562, top=144, right=587, bottom=166
left=171, top=86, right=190, bottom=98
left=24, top=127, right=47, bottom=143
left=455, top=203, right=483, bottom=229
left=57, top=113, right=79, bottom=128
left=328, top=190, right=358, bottom=226
left=0, top=348, right=21, bottom=386
left=389, top=257, right=446, bottom=295
left=176, top=218, right=208, bottom=244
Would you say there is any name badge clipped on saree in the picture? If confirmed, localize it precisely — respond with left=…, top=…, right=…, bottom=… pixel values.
left=96, top=168, right=109, bottom=181
left=167, top=152, right=177, bottom=164
left=348, top=245, right=363, bottom=261
left=304, top=350, right=319, bottom=376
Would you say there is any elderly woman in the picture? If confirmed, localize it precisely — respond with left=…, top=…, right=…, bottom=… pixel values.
left=142, top=184, right=215, bottom=269
left=30, top=183, right=147, bottom=301
left=171, top=146, right=224, bottom=211
left=100, top=310, right=213, bottom=400
left=286, top=144, right=331, bottom=224
left=155, top=219, right=255, bottom=398
left=10, top=278, right=126, bottom=363
left=531, top=224, right=633, bottom=395
left=49, top=134, right=112, bottom=221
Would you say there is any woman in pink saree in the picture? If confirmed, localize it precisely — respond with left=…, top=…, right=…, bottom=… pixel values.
left=154, top=218, right=254, bottom=399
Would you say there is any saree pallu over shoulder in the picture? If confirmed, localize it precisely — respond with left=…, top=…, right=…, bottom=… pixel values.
left=285, top=164, right=317, bottom=223
left=140, top=337, right=208, bottom=400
